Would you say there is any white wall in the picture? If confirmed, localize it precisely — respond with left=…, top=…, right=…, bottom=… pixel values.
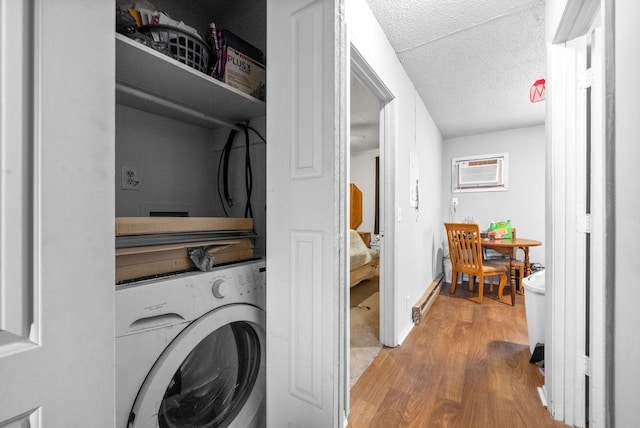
left=614, top=2, right=640, bottom=425
left=115, top=107, right=267, bottom=256
left=415, top=95, right=446, bottom=282
left=347, top=0, right=444, bottom=344
left=116, top=106, right=218, bottom=217
left=442, top=125, right=546, bottom=266
left=350, top=148, right=379, bottom=234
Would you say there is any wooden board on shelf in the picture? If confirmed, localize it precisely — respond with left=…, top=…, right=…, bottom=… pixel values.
left=115, top=238, right=254, bottom=283
left=115, top=217, right=253, bottom=236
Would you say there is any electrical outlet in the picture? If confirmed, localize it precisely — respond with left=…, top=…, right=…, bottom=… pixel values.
left=452, top=197, right=459, bottom=206
left=406, top=295, right=411, bottom=310
left=121, top=166, right=140, bottom=190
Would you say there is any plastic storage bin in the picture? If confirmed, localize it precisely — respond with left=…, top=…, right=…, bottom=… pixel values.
left=443, top=257, right=462, bottom=284
left=522, top=270, right=546, bottom=354
left=138, top=25, right=211, bottom=74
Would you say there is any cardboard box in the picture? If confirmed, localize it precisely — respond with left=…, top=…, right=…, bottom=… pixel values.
left=222, top=47, right=266, bottom=100
left=488, top=229, right=506, bottom=240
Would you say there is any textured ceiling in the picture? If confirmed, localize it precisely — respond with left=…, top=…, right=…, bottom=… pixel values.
left=356, top=0, right=546, bottom=140
left=350, top=74, right=381, bottom=152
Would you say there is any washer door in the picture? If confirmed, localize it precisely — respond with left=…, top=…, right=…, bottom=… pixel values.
left=129, top=305, right=265, bottom=428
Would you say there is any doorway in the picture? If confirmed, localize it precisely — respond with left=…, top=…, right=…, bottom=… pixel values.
left=349, top=71, right=382, bottom=388
left=348, top=45, right=396, bottom=391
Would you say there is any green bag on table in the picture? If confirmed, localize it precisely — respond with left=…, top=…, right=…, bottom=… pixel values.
left=490, top=220, right=512, bottom=239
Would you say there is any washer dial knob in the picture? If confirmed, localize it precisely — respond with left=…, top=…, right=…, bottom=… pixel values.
left=212, top=279, right=230, bottom=299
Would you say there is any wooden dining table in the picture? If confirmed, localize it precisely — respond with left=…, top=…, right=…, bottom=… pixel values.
left=482, top=237, right=542, bottom=294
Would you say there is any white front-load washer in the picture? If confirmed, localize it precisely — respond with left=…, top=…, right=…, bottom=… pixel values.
left=115, top=259, right=266, bottom=428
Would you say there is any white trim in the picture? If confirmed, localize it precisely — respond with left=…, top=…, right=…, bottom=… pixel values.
left=548, top=32, right=587, bottom=428
left=380, top=99, right=397, bottom=346
left=537, top=387, right=548, bottom=408
left=547, top=27, right=577, bottom=428
left=570, top=34, right=587, bottom=428
left=587, top=24, right=607, bottom=428
left=553, top=0, right=600, bottom=43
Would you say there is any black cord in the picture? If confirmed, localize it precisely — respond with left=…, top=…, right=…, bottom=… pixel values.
left=242, top=125, right=254, bottom=218
left=222, top=129, right=238, bottom=208
left=217, top=128, right=239, bottom=216
left=216, top=122, right=266, bottom=219
left=244, top=125, right=266, bottom=144
left=216, top=145, right=229, bottom=217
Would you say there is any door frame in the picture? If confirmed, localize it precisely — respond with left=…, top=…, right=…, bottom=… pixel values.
left=349, top=44, right=397, bottom=347
left=547, top=1, right=612, bottom=426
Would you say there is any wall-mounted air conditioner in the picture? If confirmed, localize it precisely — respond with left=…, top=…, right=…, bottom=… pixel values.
left=458, top=159, right=501, bottom=186
left=452, top=153, right=508, bottom=192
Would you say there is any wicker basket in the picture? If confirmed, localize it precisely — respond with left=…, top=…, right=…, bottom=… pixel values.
left=139, top=24, right=210, bottom=74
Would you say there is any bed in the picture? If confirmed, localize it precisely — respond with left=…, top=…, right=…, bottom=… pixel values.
left=349, top=183, right=379, bottom=288
left=350, top=229, right=379, bottom=288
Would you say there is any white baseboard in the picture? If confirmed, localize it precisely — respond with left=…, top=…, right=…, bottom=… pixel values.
left=537, top=386, right=548, bottom=408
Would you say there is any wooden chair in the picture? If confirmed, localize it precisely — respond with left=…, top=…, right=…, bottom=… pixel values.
left=490, top=258, right=525, bottom=295
left=483, top=247, right=526, bottom=295
left=444, top=223, right=512, bottom=305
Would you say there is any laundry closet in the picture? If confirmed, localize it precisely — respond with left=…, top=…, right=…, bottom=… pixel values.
left=116, top=0, right=267, bottom=264
left=114, top=2, right=269, bottom=427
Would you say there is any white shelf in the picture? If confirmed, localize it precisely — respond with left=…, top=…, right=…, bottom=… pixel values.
left=115, top=33, right=265, bottom=129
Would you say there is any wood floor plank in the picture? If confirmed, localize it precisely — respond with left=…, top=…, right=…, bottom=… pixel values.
left=349, top=284, right=568, bottom=428
left=437, top=349, right=466, bottom=404
left=349, top=398, right=379, bottom=427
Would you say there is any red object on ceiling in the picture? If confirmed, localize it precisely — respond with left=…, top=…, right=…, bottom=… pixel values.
left=530, top=79, right=546, bottom=103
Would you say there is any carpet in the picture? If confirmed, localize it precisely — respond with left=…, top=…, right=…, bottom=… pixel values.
left=350, top=275, right=382, bottom=388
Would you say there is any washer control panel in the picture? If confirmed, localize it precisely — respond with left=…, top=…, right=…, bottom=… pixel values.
left=192, top=259, right=266, bottom=314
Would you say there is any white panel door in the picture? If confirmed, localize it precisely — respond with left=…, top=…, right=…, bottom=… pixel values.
left=266, top=0, right=347, bottom=426
left=0, top=1, right=114, bottom=426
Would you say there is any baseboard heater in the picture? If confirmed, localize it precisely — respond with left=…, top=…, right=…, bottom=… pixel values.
left=412, top=273, right=444, bottom=325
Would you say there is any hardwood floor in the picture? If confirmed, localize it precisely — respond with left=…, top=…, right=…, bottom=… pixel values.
left=349, top=282, right=569, bottom=428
